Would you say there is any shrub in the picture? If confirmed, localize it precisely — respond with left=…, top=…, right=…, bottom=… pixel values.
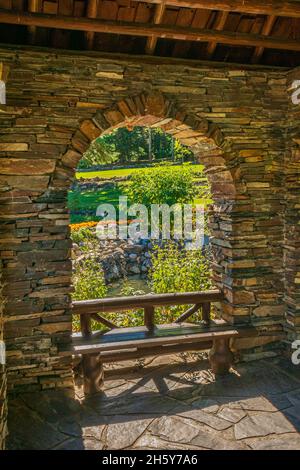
left=125, top=164, right=195, bottom=207
left=105, top=279, right=145, bottom=328
left=72, top=258, right=107, bottom=332
left=70, top=227, right=100, bottom=254
left=149, top=243, right=212, bottom=323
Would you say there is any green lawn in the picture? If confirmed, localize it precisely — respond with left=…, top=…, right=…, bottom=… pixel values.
left=70, top=164, right=209, bottom=224
left=76, top=164, right=205, bottom=180
left=68, top=184, right=125, bottom=224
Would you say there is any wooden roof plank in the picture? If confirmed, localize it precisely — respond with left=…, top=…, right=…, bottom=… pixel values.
left=58, top=0, right=74, bottom=16
left=2, top=9, right=300, bottom=52
left=130, top=0, right=300, bottom=20
left=207, top=10, right=229, bottom=58
left=43, top=1, right=58, bottom=15
left=86, top=0, right=100, bottom=50
left=145, top=3, right=165, bottom=54
left=252, top=15, right=276, bottom=63
left=28, top=0, right=41, bottom=45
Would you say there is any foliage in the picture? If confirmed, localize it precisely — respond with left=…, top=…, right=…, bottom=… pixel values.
left=72, top=258, right=107, bottom=302
left=99, top=126, right=194, bottom=164
left=149, top=243, right=212, bottom=322
left=125, top=164, right=195, bottom=207
left=75, top=163, right=205, bottom=180
left=70, top=226, right=99, bottom=254
left=69, top=165, right=210, bottom=224
left=104, top=279, right=146, bottom=329
left=71, top=226, right=95, bottom=245
left=72, top=258, right=107, bottom=332
left=68, top=184, right=125, bottom=224
left=78, top=139, right=117, bottom=169
left=71, top=242, right=212, bottom=331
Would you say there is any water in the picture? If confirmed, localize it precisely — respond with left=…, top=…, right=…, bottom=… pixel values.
left=107, top=275, right=151, bottom=297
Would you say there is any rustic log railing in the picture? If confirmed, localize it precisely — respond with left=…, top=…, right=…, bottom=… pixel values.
left=67, top=289, right=240, bottom=395
left=73, top=289, right=223, bottom=335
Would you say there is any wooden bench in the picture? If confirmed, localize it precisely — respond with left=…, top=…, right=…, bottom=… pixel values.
left=60, top=290, right=239, bottom=395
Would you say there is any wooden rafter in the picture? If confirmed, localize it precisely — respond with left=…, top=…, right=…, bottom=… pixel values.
left=131, top=0, right=300, bottom=19
left=207, top=10, right=229, bottom=58
left=145, top=2, right=165, bottom=55
left=28, top=0, right=41, bottom=44
left=1, top=9, right=300, bottom=52
left=252, top=15, right=276, bottom=63
left=86, top=0, right=100, bottom=50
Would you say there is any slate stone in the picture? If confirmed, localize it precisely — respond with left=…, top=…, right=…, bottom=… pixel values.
left=217, top=407, right=247, bottom=423
left=234, top=412, right=296, bottom=440
left=246, top=433, right=300, bottom=450
left=7, top=399, right=66, bottom=450
left=105, top=415, right=153, bottom=449
left=133, top=433, right=204, bottom=450
left=176, top=406, right=232, bottom=431
left=149, top=415, right=247, bottom=450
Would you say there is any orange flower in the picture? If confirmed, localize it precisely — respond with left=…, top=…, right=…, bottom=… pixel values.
left=70, top=219, right=144, bottom=231
left=70, top=221, right=98, bottom=231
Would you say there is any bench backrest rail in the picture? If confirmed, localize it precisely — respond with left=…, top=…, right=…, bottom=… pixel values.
left=72, top=289, right=223, bottom=338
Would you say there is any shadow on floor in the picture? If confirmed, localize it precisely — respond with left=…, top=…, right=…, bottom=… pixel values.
left=7, top=356, right=300, bottom=450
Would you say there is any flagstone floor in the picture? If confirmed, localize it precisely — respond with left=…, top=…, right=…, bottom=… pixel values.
left=7, top=355, right=300, bottom=450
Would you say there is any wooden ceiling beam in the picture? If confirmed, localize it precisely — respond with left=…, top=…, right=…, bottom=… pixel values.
left=86, top=0, right=100, bottom=50
left=28, top=0, right=41, bottom=44
left=131, top=0, right=300, bottom=19
left=1, top=9, right=300, bottom=52
left=252, top=15, right=276, bottom=63
left=145, top=2, right=165, bottom=54
left=207, top=11, right=229, bottom=58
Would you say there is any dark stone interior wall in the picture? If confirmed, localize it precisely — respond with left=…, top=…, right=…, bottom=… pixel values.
left=0, top=46, right=292, bottom=393
left=285, top=68, right=300, bottom=348
left=0, top=262, right=7, bottom=450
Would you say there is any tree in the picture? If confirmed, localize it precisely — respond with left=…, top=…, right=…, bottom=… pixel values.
left=100, top=126, right=195, bottom=163
left=78, top=139, right=117, bottom=169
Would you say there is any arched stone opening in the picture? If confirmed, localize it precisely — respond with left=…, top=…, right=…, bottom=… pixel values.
left=56, top=92, right=237, bottom=323
left=1, top=80, right=286, bottom=393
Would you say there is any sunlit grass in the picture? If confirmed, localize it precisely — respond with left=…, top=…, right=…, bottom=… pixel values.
left=76, top=163, right=205, bottom=180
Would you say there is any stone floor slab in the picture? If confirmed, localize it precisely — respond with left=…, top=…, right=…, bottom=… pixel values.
left=6, top=356, right=300, bottom=450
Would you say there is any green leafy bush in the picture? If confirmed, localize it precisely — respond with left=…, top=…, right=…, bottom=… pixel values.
left=106, top=279, right=145, bottom=328
left=72, top=258, right=107, bottom=331
left=125, top=163, right=194, bottom=207
left=149, top=243, right=212, bottom=323
left=71, top=227, right=93, bottom=244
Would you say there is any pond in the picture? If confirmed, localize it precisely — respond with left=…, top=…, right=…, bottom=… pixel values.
left=107, top=275, right=151, bottom=297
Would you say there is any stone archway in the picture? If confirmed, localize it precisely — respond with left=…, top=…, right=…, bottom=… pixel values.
left=58, top=91, right=236, bottom=202
left=0, top=43, right=291, bottom=402
left=57, top=91, right=237, bottom=318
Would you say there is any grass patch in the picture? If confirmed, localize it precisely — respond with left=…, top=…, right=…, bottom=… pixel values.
left=76, top=164, right=205, bottom=180
left=70, top=164, right=210, bottom=224
left=68, top=184, right=126, bottom=224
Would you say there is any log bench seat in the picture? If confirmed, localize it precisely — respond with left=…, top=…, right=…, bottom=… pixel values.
left=61, top=321, right=239, bottom=358
left=59, top=290, right=244, bottom=394
left=61, top=323, right=241, bottom=395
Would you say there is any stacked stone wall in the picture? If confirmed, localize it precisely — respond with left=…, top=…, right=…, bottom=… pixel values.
left=285, top=68, right=300, bottom=348
left=0, top=263, right=7, bottom=450
left=0, top=46, right=290, bottom=390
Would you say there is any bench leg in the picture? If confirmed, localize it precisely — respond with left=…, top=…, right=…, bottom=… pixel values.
left=209, top=337, right=233, bottom=375
left=82, top=353, right=104, bottom=395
